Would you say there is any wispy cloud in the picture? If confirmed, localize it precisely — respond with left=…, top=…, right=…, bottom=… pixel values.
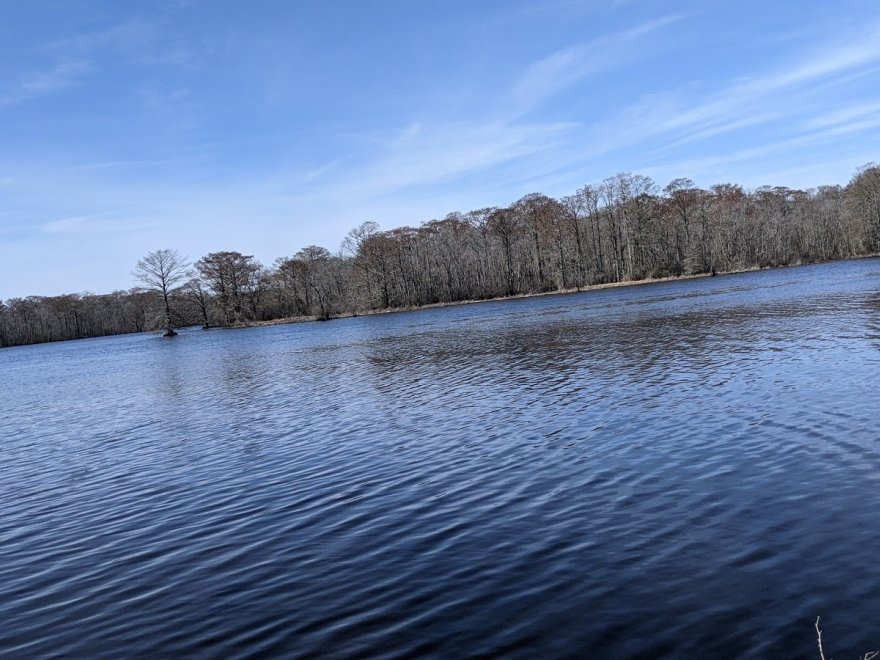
left=41, top=19, right=197, bottom=67
left=638, top=125, right=880, bottom=190
left=42, top=215, right=99, bottom=235
left=1, top=59, right=92, bottom=107
left=510, top=15, right=684, bottom=114
left=2, top=17, right=201, bottom=110
left=801, top=101, right=880, bottom=130
left=765, top=26, right=880, bottom=90
left=71, top=158, right=181, bottom=173
left=285, top=119, right=575, bottom=202
left=45, top=20, right=156, bottom=54
left=3, top=2, right=879, bottom=299
left=1, top=20, right=163, bottom=109
left=489, top=0, right=640, bottom=26
left=575, top=18, right=880, bottom=168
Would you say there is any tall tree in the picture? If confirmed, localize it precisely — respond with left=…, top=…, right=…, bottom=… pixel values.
left=847, top=163, right=880, bottom=251
left=7, top=164, right=880, bottom=349
left=133, top=249, right=189, bottom=336
left=195, top=251, right=261, bottom=325
left=181, top=274, right=213, bottom=329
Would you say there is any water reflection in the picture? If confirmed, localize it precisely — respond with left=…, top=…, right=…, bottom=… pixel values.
left=1, top=258, right=880, bottom=657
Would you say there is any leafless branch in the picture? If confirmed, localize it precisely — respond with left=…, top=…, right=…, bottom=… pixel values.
left=816, top=616, right=878, bottom=660
left=817, top=617, right=828, bottom=660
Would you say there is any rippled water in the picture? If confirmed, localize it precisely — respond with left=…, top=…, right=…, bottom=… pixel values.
left=2, top=258, right=880, bottom=657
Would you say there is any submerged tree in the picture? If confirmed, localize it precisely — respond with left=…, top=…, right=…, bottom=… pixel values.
left=133, top=249, right=190, bottom=336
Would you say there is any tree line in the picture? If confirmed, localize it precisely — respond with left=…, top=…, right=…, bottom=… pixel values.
left=2, top=164, right=879, bottom=347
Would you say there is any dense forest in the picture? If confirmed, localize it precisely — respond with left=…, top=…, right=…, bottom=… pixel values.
left=2, top=164, right=880, bottom=347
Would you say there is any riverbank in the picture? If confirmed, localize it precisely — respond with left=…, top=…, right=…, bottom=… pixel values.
left=235, top=263, right=770, bottom=329
left=243, top=253, right=880, bottom=330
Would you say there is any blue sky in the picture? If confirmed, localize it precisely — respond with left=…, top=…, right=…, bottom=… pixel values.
left=2, top=0, right=880, bottom=299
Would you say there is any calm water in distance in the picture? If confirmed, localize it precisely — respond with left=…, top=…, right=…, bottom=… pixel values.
left=2, top=258, right=880, bottom=657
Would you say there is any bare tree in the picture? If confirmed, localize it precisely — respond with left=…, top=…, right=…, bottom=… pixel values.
left=181, top=274, right=213, bottom=329
left=133, top=249, right=190, bottom=336
left=847, top=163, right=880, bottom=251
left=7, top=164, right=880, bottom=349
left=195, top=251, right=261, bottom=325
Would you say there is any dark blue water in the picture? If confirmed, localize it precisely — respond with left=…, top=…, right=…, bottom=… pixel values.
left=2, top=258, right=880, bottom=657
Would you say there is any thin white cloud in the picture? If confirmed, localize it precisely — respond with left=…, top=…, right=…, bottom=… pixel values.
left=490, top=0, right=640, bottom=27
left=510, top=15, right=684, bottom=114
left=71, top=158, right=181, bottom=172
left=41, top=213, right=150, bottom=237
left=297, top=161, right=338, bottom=184
left=310, top=119, right=576, bottom=199
left=44, top=20, right=162, bottom=61
left=577, top=18, right=880, bottom=165
left=42, top=215, right=97, bottom=235
left=638, top=110, right=880, bottom=185
left=4, top=5, right=880, bottom=300
left=2, top=19, right=178, bottom=109
left=0, top=60, right=92, bottom=107
left=802, top=101, right=880, bottom=130
left=765, top=25, right=880, bottom=90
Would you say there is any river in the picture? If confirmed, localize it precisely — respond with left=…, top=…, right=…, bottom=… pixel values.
left=2, top=257, right=879, bottom=657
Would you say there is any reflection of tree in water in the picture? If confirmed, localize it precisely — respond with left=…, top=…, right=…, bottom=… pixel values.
left=365, top=290, right=866, bottom=395
left=863, top=291, right=880, bottom=351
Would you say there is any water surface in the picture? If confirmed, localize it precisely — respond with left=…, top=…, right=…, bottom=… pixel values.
left=2, top=258, right=880, bottom=657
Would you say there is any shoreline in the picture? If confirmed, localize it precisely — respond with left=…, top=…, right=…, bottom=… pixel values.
left=3, top=254, right=876, bottom=347
left=235, top=254, right=878, bottom=330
